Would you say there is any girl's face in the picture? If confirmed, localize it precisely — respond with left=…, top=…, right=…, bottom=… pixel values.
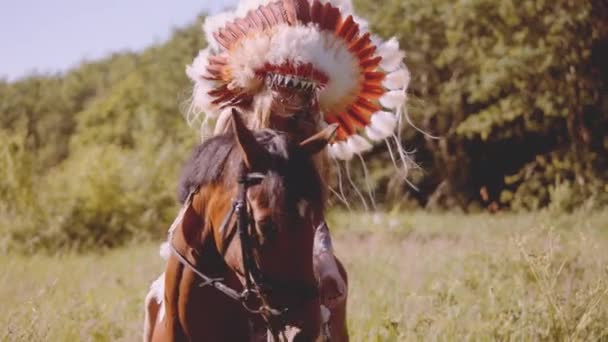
left=269, top=86, right=315, bottom=117
left=268, top=86, right=319, bottom=140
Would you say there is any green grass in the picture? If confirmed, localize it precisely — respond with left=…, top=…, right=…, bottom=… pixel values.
left=2, top=210, right=608, bottom=341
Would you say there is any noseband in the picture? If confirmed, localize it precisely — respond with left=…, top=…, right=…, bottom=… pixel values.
left=169, top=169, right=318, bottom=335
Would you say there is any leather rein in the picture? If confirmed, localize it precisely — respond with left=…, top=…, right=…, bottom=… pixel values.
left=169, top=169, right=318, bottom=329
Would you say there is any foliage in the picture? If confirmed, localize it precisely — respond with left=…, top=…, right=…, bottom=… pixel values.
left=0, top=19, right=204, bottom=253
left=0, top=112, right=191, bottom=253
left=1, top=1, right=608, bottom=252
left=355, top=0, right=608, bottom=210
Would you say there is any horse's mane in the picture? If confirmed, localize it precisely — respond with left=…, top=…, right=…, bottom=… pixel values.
left=178, top=133, right=236, bottom=203
left=178, top=130, right=324, bottom=213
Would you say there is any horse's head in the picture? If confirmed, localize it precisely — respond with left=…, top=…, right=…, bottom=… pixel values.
left=187, top=110, right=335, bottom=341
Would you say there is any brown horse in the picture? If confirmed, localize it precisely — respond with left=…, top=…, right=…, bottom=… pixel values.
left=147, top=111, right=346, bottom=341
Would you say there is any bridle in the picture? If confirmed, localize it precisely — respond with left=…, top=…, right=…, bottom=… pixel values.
left=169, top=168, right=319, bottom=338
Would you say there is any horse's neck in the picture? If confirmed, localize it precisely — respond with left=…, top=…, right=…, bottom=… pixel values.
left=163, top=196, right=238, bottom=340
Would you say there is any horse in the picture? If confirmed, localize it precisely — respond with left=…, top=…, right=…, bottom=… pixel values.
left=146, top=110, right=348, bottom=341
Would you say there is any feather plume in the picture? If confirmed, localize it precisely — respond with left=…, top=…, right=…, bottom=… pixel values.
left=377, top=37, right=405, bottom=72
left=347, top=107, right=370, bottom=126
left=336, top=15, right=355, bottom=38
left=319, top=3, right=341, bottom=31
left=369, top=111, right=397, bottom=137
left=355, top=96, right=381, bottom=113
left=335, top=113, right=355, bottom=135
left=329, top=141, right=344, bottom=159
left=364, top=71, right=385, bottom=82
left=347, top=134, right=373, bottom=154
left=350, top=103, right=375, bottom=117
left=360, top=84, right=384, bottom=99
left=357, top=45, right=377, bottom=60
left=310, top=0, right=323, bottom=24
left=360, top=56, right=382, bottom=70
left=383, top=68, right=410, bottom=90
left=365, top=125, right=385, bottom=142
left=329, top=141, right=354, bottom=160
left=290, top=0, right=311, bottom=23
left=349, top=32, right=371, bottom=53
left=379, top=90, right=407, bottom=109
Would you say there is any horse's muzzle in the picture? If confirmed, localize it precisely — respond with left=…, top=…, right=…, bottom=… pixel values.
left=267, top=324, right=322, bottom=342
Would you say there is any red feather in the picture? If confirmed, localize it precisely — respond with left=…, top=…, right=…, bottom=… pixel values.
left=343, top=24, right=359, bottom=43
left=360, top=84, right=385, bottom=100
left=360, top=56, right=382, bottom=70
left=335, top=113, right=356, bottom=135
left=234, top=18, right=251, bottom=34
left=349, top=32, right=371, bottom=53
left=249, top=10, right=268, bottom=30
left=258, top=6, right=276, bottom=26
left=310, top=0, right=323, bottom=26
left=336, top=15, right=355, bottom=39
left=207, top=85, right=230, bottom=97
left=320, top=3, right=341, bottom=31
left=357, top=46, right=377, bottom=60
left=213, top=31, right=232, bottom=50
left=355, top=96, right=381, bottom=113
left=225, top=22, right=245, bottom=39
left=292, top=0, right=311, bottom=23
left=364, top=71, right=386, bottom=83
left=208, top=55, right=228, bottom=66
left=269, top=1, right=288, bottom=24
left=347, top=107, right=370, bottom=127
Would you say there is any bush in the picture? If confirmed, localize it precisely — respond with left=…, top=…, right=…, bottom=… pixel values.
left=0, top=112, right=195, bottom=254
left=356, top=0, right=608, bottom=210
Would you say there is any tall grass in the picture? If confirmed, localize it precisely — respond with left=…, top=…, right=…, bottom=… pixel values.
left=2, top=210, right=607, bottom=341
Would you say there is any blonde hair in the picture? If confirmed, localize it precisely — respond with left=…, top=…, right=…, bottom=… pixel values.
left=212, top=89, right=274, bottom=135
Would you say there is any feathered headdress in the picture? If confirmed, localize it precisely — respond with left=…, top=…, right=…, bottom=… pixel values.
left=186, top=0, right=410, bottom=161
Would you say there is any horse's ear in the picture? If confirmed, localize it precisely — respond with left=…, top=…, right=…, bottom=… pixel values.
left=299, top=123, right=338, bottom=156
left=230, top=109, right=270, bottom=170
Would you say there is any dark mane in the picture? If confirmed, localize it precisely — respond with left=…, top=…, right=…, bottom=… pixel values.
left=177, top=130, right=324, bottom=213
left=177, top=133, right=235, bottom=203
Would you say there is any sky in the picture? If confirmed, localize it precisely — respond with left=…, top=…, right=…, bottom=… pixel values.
left=0, top=0, right=237, bottom=81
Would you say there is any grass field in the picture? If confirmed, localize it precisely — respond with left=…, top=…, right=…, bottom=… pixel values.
left=2, top=210, right=608, bottom=341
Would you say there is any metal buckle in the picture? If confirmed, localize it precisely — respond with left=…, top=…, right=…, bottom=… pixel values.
left=240, top=289, right=285, bottom=317
left=241, top=288, right=263, bottom=314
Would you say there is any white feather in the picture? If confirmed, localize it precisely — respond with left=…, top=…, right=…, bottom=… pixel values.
left=329, top=143, right=344, bottom=159
left=338, top=141, right=354, bottom=160
left=379, top=90, right=407, bottom=109
left=329, top=141, right=354, bottom=160
left=370, top=111, right=398, bottom=137
left=149, top=273, right=166, bottom=320
left=365, top=125, right=385, bottom=142
left=159, top=242, right=170, bottom=260
left=346, top=135, right=373, bottom=154
left=187, top=48, right=222, bottom=116
left=190, top=80, right=218, bottom=116
left=203, top=11, right=237, bottom=52
left=377, top=37, right=405, bottom=72
left=186, top=49, right=214, bottom=81
left=383, top=68, right=411, bottom=90
left=149, top=273, right=165, bottom=304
